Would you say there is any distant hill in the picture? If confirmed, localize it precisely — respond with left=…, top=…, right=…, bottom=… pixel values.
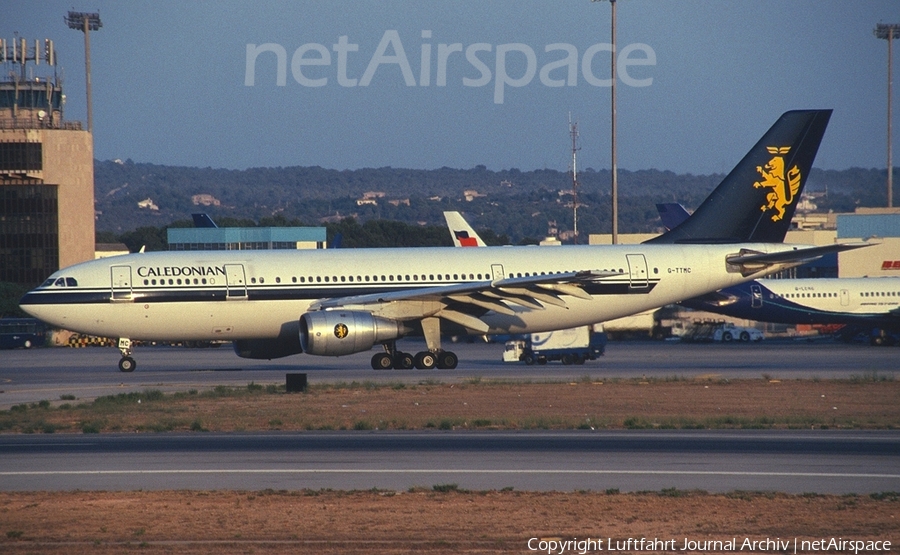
left=94, top=160, right=894, bottom=242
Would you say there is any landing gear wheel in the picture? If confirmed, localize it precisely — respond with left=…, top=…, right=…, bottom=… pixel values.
left=393, top=352, right=414, bottom=370
left=436, top=351, right=458, bottom=370
left=414, top=351, right=437, bottom=370
left=371, top=352, right=393, bottom=370
left=118, top=356, right=136, bottom=373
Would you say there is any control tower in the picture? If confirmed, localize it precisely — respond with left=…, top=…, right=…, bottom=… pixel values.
left=1, top=37, right=95, bottom=286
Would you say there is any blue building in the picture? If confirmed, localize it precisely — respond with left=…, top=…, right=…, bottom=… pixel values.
left=167, top=227, right=327, bottom=251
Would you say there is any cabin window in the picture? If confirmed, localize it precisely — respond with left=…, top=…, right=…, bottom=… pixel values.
left=276, top=277, right=281, bottom=283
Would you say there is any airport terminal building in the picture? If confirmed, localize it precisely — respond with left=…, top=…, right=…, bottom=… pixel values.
left=167, top=227, right=327, bottom=251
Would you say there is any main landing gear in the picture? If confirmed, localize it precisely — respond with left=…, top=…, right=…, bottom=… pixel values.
left=117, top=338, right=136, bottom=372
left=370, top=343, right=459, bottom=370
left=371, top=318, right=459, bottom=370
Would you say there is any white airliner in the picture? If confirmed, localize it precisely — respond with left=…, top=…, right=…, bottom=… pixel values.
left=656, top=203, right=900, bottom=344
left=21, top=110, right=861, bottom=372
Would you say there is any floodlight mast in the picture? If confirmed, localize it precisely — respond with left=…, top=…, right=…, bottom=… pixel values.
left=875, top=23, right=899, bottom=208
left=65, top=11, right=102, bottom=133
left=592, top=0, right=617, bottom=244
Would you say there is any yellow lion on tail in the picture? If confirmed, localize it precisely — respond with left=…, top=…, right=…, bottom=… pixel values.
left=754, top=149, right=801, bottom=222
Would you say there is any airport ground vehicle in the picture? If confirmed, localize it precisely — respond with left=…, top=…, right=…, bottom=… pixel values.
left=0, top=318, right=46, bottom=349
left=502, top=325, right=606, bottom=365
left=712, top=322, right=764, bottom=342
left=678, top=320, right=763, bottom=343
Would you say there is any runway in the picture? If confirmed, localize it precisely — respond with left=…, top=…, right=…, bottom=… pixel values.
left=1, top=339, right=898, bottom=409
left=1, top=431, right=898, bottom=493
left=2, top=341, right=898, bottom=494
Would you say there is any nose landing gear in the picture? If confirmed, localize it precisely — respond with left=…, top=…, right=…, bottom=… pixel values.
left=117, top=338, right=136, bottom=372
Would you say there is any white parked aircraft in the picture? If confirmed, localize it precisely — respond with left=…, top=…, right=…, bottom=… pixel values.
left=21, top=110, right=860, bottom=372
left=444, top=211, right=488, bottom=247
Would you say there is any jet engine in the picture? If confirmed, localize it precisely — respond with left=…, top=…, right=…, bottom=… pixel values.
left=300, top=310, right=405, bottom=356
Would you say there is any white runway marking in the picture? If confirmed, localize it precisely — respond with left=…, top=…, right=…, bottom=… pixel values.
left=3, top=469, right=898, bottom=478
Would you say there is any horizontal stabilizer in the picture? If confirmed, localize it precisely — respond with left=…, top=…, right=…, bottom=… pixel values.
left=726, top=243, right=871, bottom=275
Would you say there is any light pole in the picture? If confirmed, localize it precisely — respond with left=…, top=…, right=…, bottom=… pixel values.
left=65, top=11, right=102, bottom=133
left=875, top=23, right=900, bottom=208
left=592, top=0, right=617, bottom=243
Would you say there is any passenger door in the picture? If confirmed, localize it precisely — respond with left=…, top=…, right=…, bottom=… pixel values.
left=750, top=284, right=763, bottom=308
left=225, top=264, right=247, bottom=300
left=626, top=254, right=648, bottom=289
left=110, top=265, right=133, bottom=302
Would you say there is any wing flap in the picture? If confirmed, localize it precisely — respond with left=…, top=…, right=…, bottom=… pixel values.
left=436, top=308, right=491, bottom=333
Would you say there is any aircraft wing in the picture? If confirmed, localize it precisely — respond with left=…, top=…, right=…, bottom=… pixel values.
left=309, top=270, right=622, bottom=333
left=726, top=243, right=872, bottom=276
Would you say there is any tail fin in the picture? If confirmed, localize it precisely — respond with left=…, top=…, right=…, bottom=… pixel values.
left=443, top=211, right=487, bottom=247
left=656, top=203, right=691, bottom=231
left=647, top=109, right=832, bottom=244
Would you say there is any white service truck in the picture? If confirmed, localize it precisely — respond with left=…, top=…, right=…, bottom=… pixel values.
left=502, top=325, right=606, bottom=365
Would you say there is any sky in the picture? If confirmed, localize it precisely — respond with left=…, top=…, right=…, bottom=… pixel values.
left=4, top=1, right=899, bottom=174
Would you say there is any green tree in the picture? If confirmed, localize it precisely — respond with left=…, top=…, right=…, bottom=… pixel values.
left=0, top=282, right=30, bottom=318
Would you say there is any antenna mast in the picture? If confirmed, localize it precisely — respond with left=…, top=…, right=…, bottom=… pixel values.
left=569, top=114, right=581, bottom=244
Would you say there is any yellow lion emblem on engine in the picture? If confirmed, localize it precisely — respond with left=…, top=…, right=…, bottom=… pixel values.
left=754, top=146, right=801, bottom=222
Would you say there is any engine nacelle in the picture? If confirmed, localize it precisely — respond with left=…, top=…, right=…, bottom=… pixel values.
left=300, top=311, right=404, bottom=356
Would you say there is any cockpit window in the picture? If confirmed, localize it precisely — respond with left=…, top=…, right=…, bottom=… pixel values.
left=47, top=277, right=78, bottom=287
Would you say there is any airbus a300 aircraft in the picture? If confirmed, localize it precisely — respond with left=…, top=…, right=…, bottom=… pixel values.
left=656, top=204, right=900, bottom=344
left=21, top=110, right=858, bottom=372
left=681, top=278, right=900, bottom=344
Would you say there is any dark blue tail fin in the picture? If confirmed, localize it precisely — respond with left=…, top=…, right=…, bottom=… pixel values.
left=656, top=203, right=691, bottom=231
left=192, top=213, right=218, bottom=228
left=647, top=109, right=832, bottom=244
